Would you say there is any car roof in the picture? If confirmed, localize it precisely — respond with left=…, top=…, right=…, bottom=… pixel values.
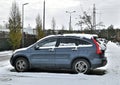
left=62, top=33, right=98, bottom=39
left=39, top=34, right=98, bottom=41
left=36, top=33, right=98, bottom=44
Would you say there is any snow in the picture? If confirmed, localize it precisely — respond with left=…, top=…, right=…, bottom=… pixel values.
left=0, top=41, right=120, bottom=85
left=0, top=51, right=12, bottom=56
left=105, top=41, right=120, bottom=74
left=63, top=33, right=98, bottom=39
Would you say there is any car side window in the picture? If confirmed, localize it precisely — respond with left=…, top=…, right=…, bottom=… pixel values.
left=58, top=38, right=78, bottom=47
left=78, top=39, right=91, bottom=45
left=58, top=38, right=92, bottom=47
left=38, top=38, right=57, bottom=47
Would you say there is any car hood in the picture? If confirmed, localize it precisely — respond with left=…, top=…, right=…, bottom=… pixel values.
left=13, top=48, right=28, bottom=54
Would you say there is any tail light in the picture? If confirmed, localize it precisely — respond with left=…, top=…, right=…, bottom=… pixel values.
left=92, top=38, right=102, bottom=54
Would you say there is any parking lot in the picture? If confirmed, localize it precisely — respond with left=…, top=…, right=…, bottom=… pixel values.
left=0, top=42, right=119, bottom=85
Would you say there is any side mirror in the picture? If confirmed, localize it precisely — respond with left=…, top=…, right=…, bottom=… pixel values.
left=34, top=45, right=39, bottom=50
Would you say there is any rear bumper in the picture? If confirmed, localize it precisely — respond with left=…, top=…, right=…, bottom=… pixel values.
left=101, top=57, right=107, bottom=66
left=91, top=57, right=107, bottom=69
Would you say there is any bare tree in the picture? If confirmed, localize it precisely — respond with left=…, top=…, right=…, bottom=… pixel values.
left=76, top=16, right=84, bottom=31
left=62, top=25, right=65, bottom=31
left=82, top=12, right=93, bottom=30
left=35, top=14, right=44, bottom=40
left=76, top=11, right=105, bottom=33
left=51, top=17, right=56, bottom=33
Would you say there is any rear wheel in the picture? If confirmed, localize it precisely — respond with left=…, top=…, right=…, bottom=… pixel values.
left=14, top=57, right=29, bottom=72
left=72, top=59, right=90, bottom=74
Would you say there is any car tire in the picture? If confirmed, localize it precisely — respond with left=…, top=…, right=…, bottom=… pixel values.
left=14, top=57, right=29, bottom=72
left=72, top=59, right=90, bottom=74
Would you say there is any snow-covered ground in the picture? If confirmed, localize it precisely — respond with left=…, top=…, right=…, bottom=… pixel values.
left=0, top=41, right=120, bottom=85
left=0, top=51, right=12, bottom=61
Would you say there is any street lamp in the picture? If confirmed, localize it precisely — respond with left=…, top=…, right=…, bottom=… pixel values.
left=43, top=0, right=45, bottom=32
left=22, top=3, right=29, bottom=47
left=66, top=11, right=76, bottom=31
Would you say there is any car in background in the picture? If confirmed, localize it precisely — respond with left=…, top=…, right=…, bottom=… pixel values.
left=10, top=34, right=107, bottom=74
left=98, top=38, right=108, bottom=44
left=97, top=38, right=108, bottom=53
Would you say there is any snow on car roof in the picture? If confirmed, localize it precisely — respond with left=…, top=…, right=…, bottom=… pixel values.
left=36, top=34, right=98, bottom=42
left=63, top=33, right=98, bottom=39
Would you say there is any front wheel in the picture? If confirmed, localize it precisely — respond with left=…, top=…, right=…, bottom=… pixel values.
left=72, top=59, right=90, bottom=74
left=14, top=57, right=29, bottom=72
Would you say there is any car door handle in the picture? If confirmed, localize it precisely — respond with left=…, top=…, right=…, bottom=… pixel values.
left=72, top=47, right=78, bottom=51
left=49, top=48, right=54, bottom=52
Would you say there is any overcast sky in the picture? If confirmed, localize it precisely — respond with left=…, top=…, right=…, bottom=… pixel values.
left=0, top=0, right=120, bottom=30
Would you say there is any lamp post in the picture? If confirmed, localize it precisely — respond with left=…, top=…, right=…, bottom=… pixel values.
left=22, top=3, right=29, bottom=47
left=43, top=0, right=45, bottom=32
left=66, top=11, right=76, bottom=31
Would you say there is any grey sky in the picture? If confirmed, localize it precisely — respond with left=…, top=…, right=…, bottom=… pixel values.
left=0, top=0, right=120, bottom=30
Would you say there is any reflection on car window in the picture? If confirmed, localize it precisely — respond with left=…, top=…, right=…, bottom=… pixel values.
left=59, top=43, right=76, bottom=47
left=59, top=38, right=77, bottom=47
left=38, top=38, right=57, bottom=47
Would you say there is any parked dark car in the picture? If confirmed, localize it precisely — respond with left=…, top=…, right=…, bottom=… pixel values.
left=10, top=34, right=107, bottom=74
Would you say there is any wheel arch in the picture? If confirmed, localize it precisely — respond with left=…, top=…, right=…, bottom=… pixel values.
left=12, top=55, right=31, bottom=68
left=71, top=57, right=91, bottom=68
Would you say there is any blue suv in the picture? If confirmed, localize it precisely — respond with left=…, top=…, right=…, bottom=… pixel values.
left=10, top=34, right=107, bottom=73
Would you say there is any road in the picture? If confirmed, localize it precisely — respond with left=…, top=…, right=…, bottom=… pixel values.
left=0, top=51, right=12, bottom=61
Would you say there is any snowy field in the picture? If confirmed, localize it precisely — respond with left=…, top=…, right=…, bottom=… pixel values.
left=0, top=41, right=120, bottom=85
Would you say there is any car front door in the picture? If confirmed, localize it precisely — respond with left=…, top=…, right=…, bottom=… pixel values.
left=30, top=37, right=57, bottom=68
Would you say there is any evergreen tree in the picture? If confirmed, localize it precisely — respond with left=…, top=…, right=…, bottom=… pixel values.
left=36, top=14, right=44, bottom=40
left=8, top=2, right=22, bottom=50
left=107, top=25, right=116, bottom=40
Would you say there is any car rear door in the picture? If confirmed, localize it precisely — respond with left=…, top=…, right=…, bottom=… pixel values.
left=54, top=37, right=79, bottom=68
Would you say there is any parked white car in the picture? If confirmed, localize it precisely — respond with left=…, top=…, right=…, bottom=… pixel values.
left=97, top=38, right=108, bottom=53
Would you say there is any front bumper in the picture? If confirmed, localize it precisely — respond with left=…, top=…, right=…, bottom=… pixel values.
left=10, top=54, right=14, bottom=66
